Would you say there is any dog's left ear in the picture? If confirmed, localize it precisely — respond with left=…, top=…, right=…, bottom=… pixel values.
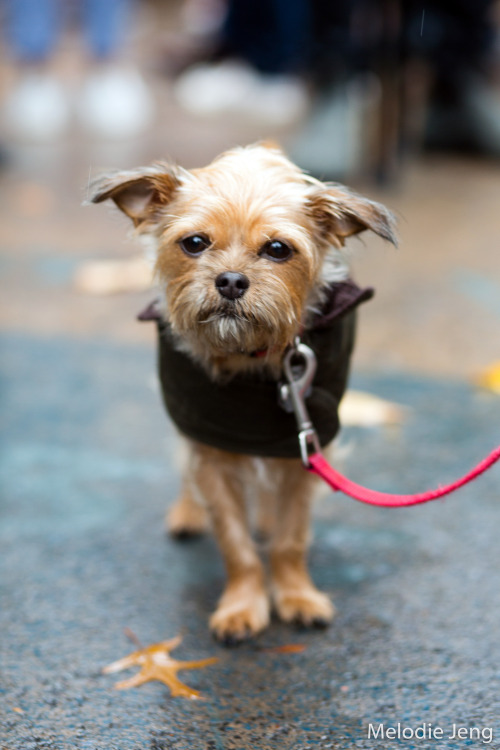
left=307, top=184, right=397, bottom=247
left=88, top=164, right=182, bottom=229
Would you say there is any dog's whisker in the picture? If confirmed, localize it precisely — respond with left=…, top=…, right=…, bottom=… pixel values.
left=86, top=164, right=92, bottom=202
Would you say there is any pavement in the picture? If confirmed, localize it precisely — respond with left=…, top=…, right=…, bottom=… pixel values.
left=2, top=330, right=500, bottom=750
left=1, top=41, right=500, bottom=749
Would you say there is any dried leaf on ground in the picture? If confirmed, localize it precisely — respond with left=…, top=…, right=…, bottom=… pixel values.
left=340, top=390, right=408, bottom=427
left=260, top=643, right=307, bottom=654
left=475, top=362, right=500, bottom=394
left=102, top=635, right=218, bottom=699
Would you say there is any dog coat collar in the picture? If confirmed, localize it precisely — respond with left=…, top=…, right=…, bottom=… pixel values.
left=138, top=281, right=374, bottom=459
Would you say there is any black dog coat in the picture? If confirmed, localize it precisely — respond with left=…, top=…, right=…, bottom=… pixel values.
left=139, top=281, right=373, bottom=459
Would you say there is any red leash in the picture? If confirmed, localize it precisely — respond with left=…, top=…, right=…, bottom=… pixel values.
left=307, top=447, right=500, bottom=507
left=281, top=340, right=500, bottom=508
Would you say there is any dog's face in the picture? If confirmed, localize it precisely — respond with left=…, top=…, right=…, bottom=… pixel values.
left=91, top=144, right=396, bottom=373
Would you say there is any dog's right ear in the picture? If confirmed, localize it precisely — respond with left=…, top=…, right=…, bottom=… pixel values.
left=88, top=164, right=182, bottom=229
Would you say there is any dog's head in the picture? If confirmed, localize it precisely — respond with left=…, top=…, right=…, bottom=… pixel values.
left=90, top=144, right=396, bottom=373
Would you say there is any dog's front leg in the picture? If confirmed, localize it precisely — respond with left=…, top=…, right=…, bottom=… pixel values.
left=269, top=460, right=335, bottom=627
left=191, top=444, right=270, bottom=643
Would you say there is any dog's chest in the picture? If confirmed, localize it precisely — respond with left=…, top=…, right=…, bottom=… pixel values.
left=139, top=281, right=373, bottom=458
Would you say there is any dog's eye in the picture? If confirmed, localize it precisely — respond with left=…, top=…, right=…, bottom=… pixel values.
left=179, top=234, right=211, bottom=257
left=259, top=240, right=293, bottom=263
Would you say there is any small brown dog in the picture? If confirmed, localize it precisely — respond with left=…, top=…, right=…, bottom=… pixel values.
left=91, top=144, right=396, bottom=643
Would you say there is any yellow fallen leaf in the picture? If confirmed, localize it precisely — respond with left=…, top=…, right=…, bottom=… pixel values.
left=476, top=362, right=500, bottom=394
left=102, top=635, right=218, bottom=699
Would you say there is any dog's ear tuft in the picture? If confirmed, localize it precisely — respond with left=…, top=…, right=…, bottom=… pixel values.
left=307, top=184, right=398, bottom=247
left=88, top=164, right=181, bottom=229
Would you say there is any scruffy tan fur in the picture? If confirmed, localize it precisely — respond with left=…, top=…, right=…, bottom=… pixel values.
left=91, top=144, right=396, bottom=643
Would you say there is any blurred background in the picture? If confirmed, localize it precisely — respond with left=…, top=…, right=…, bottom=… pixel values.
left=0, top=0, right=499, bottom=379
left=1, top=4, right=500, bottom=747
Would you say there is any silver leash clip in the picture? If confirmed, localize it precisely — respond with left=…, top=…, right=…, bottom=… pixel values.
left=279, top=338, right=321, bottom=467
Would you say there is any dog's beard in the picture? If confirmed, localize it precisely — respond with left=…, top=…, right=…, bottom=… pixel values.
left=196, top=301, right=272, bottom=353
left=168, top=286, right=299, bottom=358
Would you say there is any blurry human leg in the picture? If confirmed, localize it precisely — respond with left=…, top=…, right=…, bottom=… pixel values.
left=78, top=0, right=154, bottom=137
left=174, top=0, right=310, bottom=123
left=3, top=0, right=70, bottom=139
left=5, top=0, right=61, bottom=62
left=82, top=0, right=132, bottom=60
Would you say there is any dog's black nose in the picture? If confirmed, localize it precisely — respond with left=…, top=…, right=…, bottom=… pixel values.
left=215, top=272, right=250, bottom=300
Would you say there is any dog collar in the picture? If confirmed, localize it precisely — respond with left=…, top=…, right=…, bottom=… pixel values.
left=249, top=347, right=270, bottom=358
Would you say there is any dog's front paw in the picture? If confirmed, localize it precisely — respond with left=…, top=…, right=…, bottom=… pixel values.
left=272, top=586, right=336, bottom=628
left=210, top=587, right=270, bottom=645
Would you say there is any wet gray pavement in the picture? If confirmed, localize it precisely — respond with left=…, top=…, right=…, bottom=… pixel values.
left=1, top=328, right=500, bottom=750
